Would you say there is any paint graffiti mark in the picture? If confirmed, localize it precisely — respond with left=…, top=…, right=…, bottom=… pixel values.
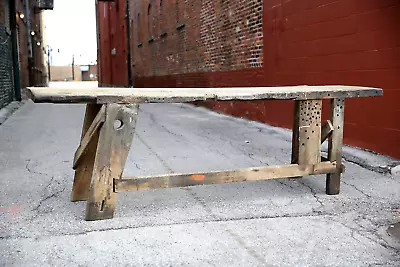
left=190, top=174, right=205, bottom=181
left=0, top=205, right=23, bottom=219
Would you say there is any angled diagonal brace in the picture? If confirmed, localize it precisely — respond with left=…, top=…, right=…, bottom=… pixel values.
left=321, top=120, right=334, bottom=144
left=73, top=105, right=106, bottom=169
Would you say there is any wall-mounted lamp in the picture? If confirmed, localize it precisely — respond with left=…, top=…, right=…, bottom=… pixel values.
left=31, top=31, right=36, bottom=36
left=37, top=42, right=41, bottom=46
left=18, top=12, right=25, bottom=20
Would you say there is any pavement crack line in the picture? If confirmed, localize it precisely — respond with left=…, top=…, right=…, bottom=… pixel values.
left=139, top=108, right=187, bottom=142
left=181, top=187, right=273, bottom=266
left=29, top=176, right=65, bottom=221
left=25, top=159, right=52, bottom=177
left=342, top=180, right=372, bottom=198
left=1, top=211, right=331, bottom=241
left=135, top=133, right=174, bottom=173
left=297, top=180, right=324, bottom=211
left=332, top=218, right=400, bottom=254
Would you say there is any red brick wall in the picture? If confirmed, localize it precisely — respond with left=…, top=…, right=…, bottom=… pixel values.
left=131, top=0, right=400, bottom=158
left=130, top=0, right=263, bottom=77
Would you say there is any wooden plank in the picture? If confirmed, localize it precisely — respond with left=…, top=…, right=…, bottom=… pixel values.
left=85, top=104, right=139, bottom=221
left=73, top=105, right=106, bottom=169
left=115, top=162, right=339, bottom=193
left=297, top=100, right=322, bottom=165
left=26, top=85, right=383, bottom=104
left=321, top=120, right=334, bottom=144
left=326, top=98, right=345, bottom=195
left=71, top=104, right=103, bottom=202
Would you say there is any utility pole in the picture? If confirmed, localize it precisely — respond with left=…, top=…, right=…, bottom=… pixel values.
left=72, top=54, right=75, bottom=81
left=47, top=46, right=51, bottom=82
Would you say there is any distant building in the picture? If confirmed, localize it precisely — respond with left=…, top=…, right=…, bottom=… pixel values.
left=50, top=66, right=82, bottom=82
left=81, top=65, right=98, bottom=81
left=0, top=0, right=53, bottom=109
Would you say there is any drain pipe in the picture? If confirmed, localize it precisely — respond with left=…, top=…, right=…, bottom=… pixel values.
left=126, top=0, right=133, bottom=87
left=24, top=0, right=34, bottom=85
left=10, top=0, right=21, bottom=100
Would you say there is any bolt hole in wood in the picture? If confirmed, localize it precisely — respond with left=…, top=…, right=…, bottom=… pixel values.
left=114, top=119, right=124, bottom=130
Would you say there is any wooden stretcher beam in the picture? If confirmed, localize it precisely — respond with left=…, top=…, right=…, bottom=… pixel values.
left=114, top=162, right=339, bottom=193
left=321, top=120, right=334, bottom=144
left=73, top=105, right=106, bottom=169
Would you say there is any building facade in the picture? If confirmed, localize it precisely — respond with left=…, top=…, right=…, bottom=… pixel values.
left=0, top=0, right=50, bottom=108
left=97, top=0, right=130, bottom=87
left=98, top=0, right=400, bottom=159
left=81, top=64, right=98, bottom=81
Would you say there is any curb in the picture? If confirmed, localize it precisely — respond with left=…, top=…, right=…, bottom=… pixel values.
left=185, top=103, right=400, bottom=176
left=0, top=101, right=26, bottom=125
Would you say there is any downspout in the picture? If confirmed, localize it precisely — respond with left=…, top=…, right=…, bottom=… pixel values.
left=10, top=0, right=21, bottom=100
left=126, top=0, right=133, bottom=87
left=24, top=0, right=33, bottom=86
left=95, top=0, right=101, bottom=86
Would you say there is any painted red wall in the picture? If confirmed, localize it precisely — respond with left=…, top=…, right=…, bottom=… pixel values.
left=97, top=0, right=129, bottom=87
left=132, top=0, right=400, bottom=159
left=98, top=0, right=400, bottom=158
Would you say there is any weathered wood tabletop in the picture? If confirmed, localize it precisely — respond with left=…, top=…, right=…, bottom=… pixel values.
left=27, top=85, right=382, bottom=104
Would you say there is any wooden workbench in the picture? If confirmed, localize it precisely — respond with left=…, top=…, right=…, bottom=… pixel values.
left=27, top=85, right=383, bottom=221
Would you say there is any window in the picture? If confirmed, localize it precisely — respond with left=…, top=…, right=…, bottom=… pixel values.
left=147, top=4, right=152, bottom=37
left=137, top=13, right=141, bottom=41
left=175, top=0, right=184, bottom=24
left=160, top=0, right=163, bottom=15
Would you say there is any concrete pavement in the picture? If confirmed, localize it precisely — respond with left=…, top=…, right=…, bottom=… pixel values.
left=0, top=83, right=399, bottom=266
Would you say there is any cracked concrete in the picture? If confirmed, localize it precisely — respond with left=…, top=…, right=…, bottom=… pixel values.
left=0, top=82, right=399, bottom=266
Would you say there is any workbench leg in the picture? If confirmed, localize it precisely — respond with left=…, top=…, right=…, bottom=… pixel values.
left=292, top=100, right=322, bottom=166
left=71, top=104, right=102, bottom=201
left=326, top=98, right=344, bottom=195
left=85, top=104, right=139, bottom=221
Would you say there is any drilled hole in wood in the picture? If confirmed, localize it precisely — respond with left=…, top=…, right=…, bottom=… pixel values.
left=307, top=137, right=310, bottom=140
left=114, top=120, right=124, bottom=130
left=100, top=200, right=105, bottom=211
left=302, top=143, right=305, bottom=146
left=312, top=130, right=315, bottom=133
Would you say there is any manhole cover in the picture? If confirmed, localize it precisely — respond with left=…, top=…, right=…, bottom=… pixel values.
left=387, top=222, right=400, bottom=240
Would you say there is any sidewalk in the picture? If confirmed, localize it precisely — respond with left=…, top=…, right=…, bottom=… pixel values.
left=0, top=86, right=399, bottom=266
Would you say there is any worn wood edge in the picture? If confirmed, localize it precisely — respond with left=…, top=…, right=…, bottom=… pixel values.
left=26, top=86, right=383, bottom=104
left=73, top=105, right=106, bottom=169
left=321, top=120, right=334, bottom=143
left=114, top=162, right=338, bottom=193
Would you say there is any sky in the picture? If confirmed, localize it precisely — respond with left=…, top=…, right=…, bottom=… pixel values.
left=43, top=0, right=97, bottom=66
